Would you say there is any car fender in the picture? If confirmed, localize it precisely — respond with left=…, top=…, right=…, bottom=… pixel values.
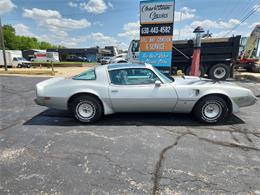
left=68, top=89, right=114, bottom=115
left=196, top=89, right=239, bottom=113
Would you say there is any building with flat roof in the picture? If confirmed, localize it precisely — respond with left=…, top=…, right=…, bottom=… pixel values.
left=47, top=46, right=119, bottom=62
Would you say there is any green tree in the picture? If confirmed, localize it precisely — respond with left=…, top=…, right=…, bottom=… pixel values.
left=3, top=25, right=17, bottom=49
left=39, top=41, right=53, bottom=49
left=2, top=24, right=64, bottom=50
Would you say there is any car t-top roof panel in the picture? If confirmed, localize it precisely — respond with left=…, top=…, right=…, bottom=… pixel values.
left=108, top=63, right=146, bottom=71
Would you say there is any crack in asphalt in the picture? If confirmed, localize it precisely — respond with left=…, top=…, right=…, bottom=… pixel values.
left=152, top=133, right=188, bottom=195
left=152, top=128, right=260, bottom=195
left=159, top=176, right=233, bottom=194
left=1, top=84, right=35, bottom=95
left=230, top=126, right=254, bottom=143
left=24, top=146, right=153, bottom=178
left=160, top=126, right=260, bottom=149
left=230, top=132, right=240, bottom=143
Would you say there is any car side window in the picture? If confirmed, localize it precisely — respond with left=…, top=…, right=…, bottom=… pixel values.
left=73, top=69, right=96, bottom=80
left=13, top=58, right=17, bottom=61
left=109, top=68, right=159, bottom=85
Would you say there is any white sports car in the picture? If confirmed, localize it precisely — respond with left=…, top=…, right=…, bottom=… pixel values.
left=35, top=63, right=257, bottom=124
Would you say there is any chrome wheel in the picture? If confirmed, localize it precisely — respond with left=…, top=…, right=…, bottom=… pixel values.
left=76, top=102, right=96, bottom=119
left=213, top=67, right=226, bottom=79
left=202, top=102, right=222, bottom=121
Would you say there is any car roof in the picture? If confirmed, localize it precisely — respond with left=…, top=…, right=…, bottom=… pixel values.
left=107, top=63, right=149, bottom=71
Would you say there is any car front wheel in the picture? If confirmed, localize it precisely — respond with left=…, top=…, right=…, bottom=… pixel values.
left=71, top=95, right=102, bottom=123
left=193, top=96, right=228, bottom=124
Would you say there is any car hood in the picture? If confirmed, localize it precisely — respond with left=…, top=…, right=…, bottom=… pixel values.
left=172, top=76, right=237, bottom=87
left=21, top=60, right=31, bottom=63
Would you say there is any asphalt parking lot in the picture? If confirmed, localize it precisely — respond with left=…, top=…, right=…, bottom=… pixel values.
left=1, top=76, right=260, bottom=195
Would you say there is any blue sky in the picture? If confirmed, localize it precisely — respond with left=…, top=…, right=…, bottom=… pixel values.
left=0, top=0, right=259, bottom=49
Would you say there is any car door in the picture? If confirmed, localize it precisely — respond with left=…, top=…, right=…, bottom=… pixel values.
left=108, top=68, right=177, bottom=112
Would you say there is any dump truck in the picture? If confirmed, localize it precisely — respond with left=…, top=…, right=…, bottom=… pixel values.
left=128, top=36, right=241, bottom=80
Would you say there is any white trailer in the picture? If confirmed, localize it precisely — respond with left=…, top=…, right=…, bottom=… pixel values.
left=31, top=52, right=60, bottom=62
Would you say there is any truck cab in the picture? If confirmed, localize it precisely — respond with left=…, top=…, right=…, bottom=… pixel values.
left=12, top=57, right=31, bottom=68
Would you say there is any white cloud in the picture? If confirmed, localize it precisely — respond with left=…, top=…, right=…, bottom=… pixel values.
left=93, top=21, right=103, bottom=26
left=59, top=36, right=87, bottom=47
left=175, top=7, right=196, bottom=22
left=13, top=23, right=36, bottom=37
left=13, top=24, right=58, bottom=45
left=23, top=8, right=91, bottom=37
left=80, top=0, right=111, bottom=14
left=190, top=19, right=241, bottom=30
left=0, top=0, right=16, bottom=15
left=118, top=21, right=140, bottom=38
left=174, top=18, right=244, bottom=40
left=87, top=32, right=118, bottom=46
left=250, top=22, right=260, bottom=29
left=50, top=32, right=126, bottom=49
left=12, top=20, right=126, bottom=49
left=174, top=26, right=194, bottom=40
left=68, top=1, right=77, bottom=7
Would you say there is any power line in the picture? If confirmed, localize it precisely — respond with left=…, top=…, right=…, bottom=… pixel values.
left=224, top=3, right=260, bottom=37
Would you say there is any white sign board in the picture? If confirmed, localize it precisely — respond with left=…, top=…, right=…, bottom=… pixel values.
left=140, top=0, right=174, bottom=24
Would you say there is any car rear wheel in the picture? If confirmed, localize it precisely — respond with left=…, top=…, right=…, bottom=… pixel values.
left=193, top=96, right=228, bottom=124
left=71, top=95, right=102, bottom=123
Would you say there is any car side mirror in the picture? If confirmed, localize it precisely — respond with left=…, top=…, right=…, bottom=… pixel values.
left=155, top=80, right=161, bottom=87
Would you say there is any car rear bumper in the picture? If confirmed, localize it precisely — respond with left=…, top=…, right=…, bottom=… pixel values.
left=35, top=96, right=68, bottom=110
left=34, top=97, right=45, bottom=107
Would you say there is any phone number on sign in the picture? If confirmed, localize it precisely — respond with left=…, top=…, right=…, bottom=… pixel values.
left=141, top=26, right=172, bottom=35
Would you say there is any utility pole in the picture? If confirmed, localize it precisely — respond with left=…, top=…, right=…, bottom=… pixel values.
left=0, top=16, right=7, bottom=71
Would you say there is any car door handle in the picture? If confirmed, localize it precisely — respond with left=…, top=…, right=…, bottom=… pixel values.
left=111, top=90, right=119, bottom=93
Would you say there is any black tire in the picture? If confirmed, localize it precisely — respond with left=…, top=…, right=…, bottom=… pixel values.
left=17, top=64, right=22, bottom=68
left=185, top=66, right=205, bottom=77
left=71, top=95, right=103, bottom=123
left=252, top=64, right=260, bottom=73
left=27, top=64, right=31, bottom=68
left=193, top=96, right=229, bottom=124
left=209, top=64, right=230, bottom=80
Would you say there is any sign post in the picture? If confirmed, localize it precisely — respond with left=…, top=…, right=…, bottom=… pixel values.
left=139, top=0, right=175, bottom=75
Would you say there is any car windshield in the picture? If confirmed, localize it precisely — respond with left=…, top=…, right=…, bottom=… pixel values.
left=153, top=67, right=174, bottom=83
left=17, top=57, right=26, bottom=61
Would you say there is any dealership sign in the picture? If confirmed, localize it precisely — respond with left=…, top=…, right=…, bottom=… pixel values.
left=140, top=0, right=175, bottom=73
left=140, top=0, right=174, bottom=24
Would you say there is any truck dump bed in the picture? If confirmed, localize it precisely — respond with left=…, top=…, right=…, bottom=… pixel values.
left=172, top=36, right=241, bottom=74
